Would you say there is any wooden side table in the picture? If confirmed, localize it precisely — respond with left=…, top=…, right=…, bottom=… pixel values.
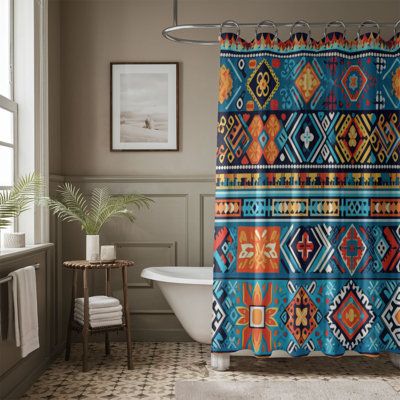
left=63, top=259, right=134, bottom=372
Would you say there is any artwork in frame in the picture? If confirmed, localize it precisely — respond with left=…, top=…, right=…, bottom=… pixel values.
left=111, top=62, right=178, bottom=151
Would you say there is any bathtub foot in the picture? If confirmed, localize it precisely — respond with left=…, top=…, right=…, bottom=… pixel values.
left=390, top=353, right=400, bottom=369
left=211, top=353, right=230, bottom=371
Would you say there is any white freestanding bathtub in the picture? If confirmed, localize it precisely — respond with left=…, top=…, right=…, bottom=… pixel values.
left=141, top=266, right=400, bottom=371
left=141, top=266, right=213, bottom=344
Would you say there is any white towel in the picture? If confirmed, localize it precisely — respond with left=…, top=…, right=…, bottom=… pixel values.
left=9, top=266, right=40, bottom=358
left=75, top=295, right=120, bottom=309
left=75, top=317, right=123, bottom=328
left=74, top=309, right=122, bottom=321
left=74, top=304, right=122, bottom=315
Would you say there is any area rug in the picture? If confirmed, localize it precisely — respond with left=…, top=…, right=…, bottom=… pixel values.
left=175, top=379, right=400, bottom=400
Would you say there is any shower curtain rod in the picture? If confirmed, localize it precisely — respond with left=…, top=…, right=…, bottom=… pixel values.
left=163, top=0, right=399, bottom=45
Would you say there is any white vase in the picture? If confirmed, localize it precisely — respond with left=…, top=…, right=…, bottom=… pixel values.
left=86, top=235, right=100, bottom=262
left=3, top=232, right=26, bottom=248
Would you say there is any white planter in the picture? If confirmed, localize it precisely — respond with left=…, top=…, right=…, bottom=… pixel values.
left=3, top=232, right=26, bottom=248
left=86, top=235, right=100, bottom=262
left=100, top=245, right=116, bottom=262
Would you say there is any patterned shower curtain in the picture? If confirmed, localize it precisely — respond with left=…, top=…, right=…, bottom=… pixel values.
left=212, top=30, right=400, bottom=357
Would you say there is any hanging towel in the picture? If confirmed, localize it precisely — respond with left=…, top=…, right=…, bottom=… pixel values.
left=9, top=266, right=40, bottom=357
left=74, top=309, right=123, bottom=321
left=75, top=295, right=120, bottom=309
left=74, top=304, right=122, bottom=315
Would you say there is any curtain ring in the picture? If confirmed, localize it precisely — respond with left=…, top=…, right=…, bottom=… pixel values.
left=255, top=20, right=278, bottom=41
left=290, top=20, right=311, bottom=43
left=357, top=19, right=380, bottom=39
left=394, top=19, right=400, bottom=36
left=220, top=20, right=240, bottom=37
left=324, top=20, right=346, bottom=39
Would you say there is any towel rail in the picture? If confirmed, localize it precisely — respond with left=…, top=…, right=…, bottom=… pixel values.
left=0, top=264, right=40, bottom=285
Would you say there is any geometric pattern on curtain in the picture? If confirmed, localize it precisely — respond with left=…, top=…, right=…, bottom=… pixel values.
left=212, top=31, right=400, bottom=356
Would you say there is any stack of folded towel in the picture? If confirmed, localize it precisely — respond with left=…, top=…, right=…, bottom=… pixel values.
left=74, top=295, right=123, bottom=328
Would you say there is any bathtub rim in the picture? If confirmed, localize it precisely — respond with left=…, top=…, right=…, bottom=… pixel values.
left=141, top=266, right=213, bottom=285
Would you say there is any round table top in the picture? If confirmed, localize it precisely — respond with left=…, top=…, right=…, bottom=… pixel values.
left=63, top=259, right=135, bottom=270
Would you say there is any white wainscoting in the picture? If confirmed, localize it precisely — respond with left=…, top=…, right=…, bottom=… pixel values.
left=50, top=175, right=215, bottom=341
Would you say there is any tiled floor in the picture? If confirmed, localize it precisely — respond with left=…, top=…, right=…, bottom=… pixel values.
left=23, top=342, right=399, bottom=399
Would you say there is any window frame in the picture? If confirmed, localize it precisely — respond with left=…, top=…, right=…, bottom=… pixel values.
left=1, top=0, right=49, bottom=245
left=0, top=0, right=18, bottom=229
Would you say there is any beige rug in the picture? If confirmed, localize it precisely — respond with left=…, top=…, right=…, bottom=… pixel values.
left=175, top=379, right=400, bottom=400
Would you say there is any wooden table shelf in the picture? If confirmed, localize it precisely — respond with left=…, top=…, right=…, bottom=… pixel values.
left=63, top=259, right=135, bottom=372
left=71, top=320, right=126, bottom=334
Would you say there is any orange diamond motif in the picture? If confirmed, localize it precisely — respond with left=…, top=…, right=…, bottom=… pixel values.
left=284, top=287, right=320, bottom=346
left=295, top=62, right=321, bottom=103
left=341, top=302, right=361, bottom=330
left=263, top=114, right=280, bottom=164
left=327, top=281, right=375, bottom=350
left=341, top=65, right=368, bottom=102
left=248, top=115, right=264, bottom=139
left=247, top=141, right=263, bottom=164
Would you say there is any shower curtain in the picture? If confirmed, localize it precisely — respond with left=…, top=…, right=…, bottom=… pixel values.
left=212, top=30, right=400, bottom=357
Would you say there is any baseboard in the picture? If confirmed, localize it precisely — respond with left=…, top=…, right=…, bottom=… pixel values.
left=132, top=328, right=192, bottom=342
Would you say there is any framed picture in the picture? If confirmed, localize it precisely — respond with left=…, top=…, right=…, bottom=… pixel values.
left=111, top=62, right=178, bottom=151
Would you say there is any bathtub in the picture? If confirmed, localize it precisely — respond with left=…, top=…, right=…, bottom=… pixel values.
left=141, top=266, right=400, bottom=371
left=141, top=266, right=212, bottom=344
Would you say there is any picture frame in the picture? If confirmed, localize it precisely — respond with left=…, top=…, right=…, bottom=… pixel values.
left=111, top=62, right=179, bottom=151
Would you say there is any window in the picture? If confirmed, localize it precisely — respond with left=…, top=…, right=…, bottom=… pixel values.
left=0, top=0, right=48, bottom=245
left=0, top=0, right=16, bottom=234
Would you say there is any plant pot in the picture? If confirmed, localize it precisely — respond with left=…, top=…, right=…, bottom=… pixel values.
left=100, top=245, right=116, bottom=262
left=86, top=235, right=100, bottom=262
left=3, top=232, right=26, bottom=248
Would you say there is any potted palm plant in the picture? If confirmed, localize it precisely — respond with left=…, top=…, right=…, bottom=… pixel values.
left=0, top=173, right=43, bottom=248
left=48, top=183, right=152, bottom=261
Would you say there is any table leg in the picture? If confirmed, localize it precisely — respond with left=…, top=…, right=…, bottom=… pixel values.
left=122, top=266, right=133, bottom=369
left=65, top=270, right=77, bottom=361
left=105, top=332, right=110, bottom=355
left=105, top=268, right=111, bottom=356
left=82, top=269, right=89, bottom=372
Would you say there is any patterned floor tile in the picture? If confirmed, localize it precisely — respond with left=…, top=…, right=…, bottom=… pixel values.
left=22, top=342, right=399, bottom=399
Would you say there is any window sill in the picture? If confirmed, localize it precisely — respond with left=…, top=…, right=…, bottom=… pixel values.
left=0, top=243, right=53, bottom=262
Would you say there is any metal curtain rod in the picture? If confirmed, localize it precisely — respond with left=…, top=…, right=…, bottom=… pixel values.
left=0, top=264, right=40, bottom=285
left=162, top=0, right=399, bottom=45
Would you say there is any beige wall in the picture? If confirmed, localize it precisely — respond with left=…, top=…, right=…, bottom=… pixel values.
left=48, top=0, right=400, bottom=341
left=49, top=0, right=62, bottom=175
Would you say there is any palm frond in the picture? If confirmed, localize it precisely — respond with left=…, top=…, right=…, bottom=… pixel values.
left=0, top=173, right=43, bottom=228
left=0, top=218, right=11, bottom=230
left=90, top=193, right=152, bottom=233
left=57, top=183, right=88, bottom=221
left=48, top=183, right=153, bottom=235
left=90, top=187, right=111, bottom=230
left=47, top=198, right=86, bottom=226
